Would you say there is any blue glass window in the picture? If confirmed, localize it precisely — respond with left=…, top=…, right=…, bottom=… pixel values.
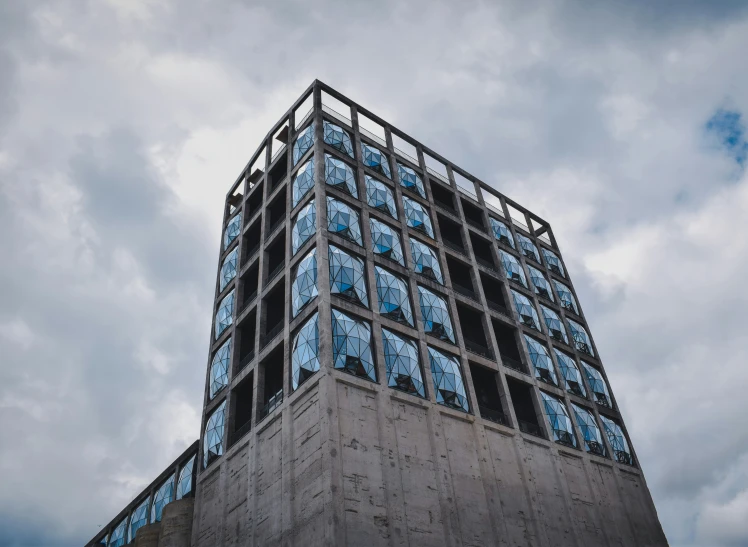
left=375, top=266, right=413, bottom=326
left=214, top=289, right=235, bottom=339
left=540, top=391, right=577, bottom=448
left=510, top=289, right=540, bottom=330
left=516, top=233, right=540, bottom=263
left=219, top=247, right=238, bottom=292
left=128, top=497, right=150, bottom=542
left=568, top=319, right=594, bottom=356
left=176, top=455, right=195, bottom=500
left=365, top=175, right=397, bottom=219
left=397, top=162, right=425, bottom=197
left=292, top=312, right=320, bottom=390
left=292, top=158, right=315, bottom=207
left=499, top=250, right=526, bottom=287
left=323, top=120, right=353, bottom=157
left=331, top=309, right=375, bottom=381
left=327, top=197, right=362, bottom=245
left=418, top=286, right=455, bottom=343
left=554, top=349, right=587, bottom=397
left=600, top=415, right=633, bottom=465
left=325, top=153, right=357, bottom=197
left=524, top=335, right=558, bottom=386
left=292, top=200, right=316, bottom=255
left=382, top=328, right=424, bottom=397
left=108, top=517, right=127, bottom=547
left=292, top=248, right=318, bottom=317
left=224, top=213, right=242, bottom=250
left=527, top=264, right=553, bottom=302
left=490, top=218, right=514, bottom=248
left=209, top=338, right=231, bottom=399
left=553, top=280, right=578, bottom=314
left=292, top=122, right=315, bottom=165
left=150, top=474, right=175, bottom=522
left=540, top=305, right=568, bottom=343
left=203, top=400, right=226, bottom=468
left=581, top=361, right=611, bottom=407
left=361, top=142, right=391, bottom=178
left=572, top=404, right=607, bottom=457
left=402, top=196, right=434, bottom=238
left=542, top=247, right=565, bottom=277
left=410, top=239, right=444, bottom=284
left=370, top=218, right=404, bottom=265
left=428, top=346, right=468, bottom=412
left=328, top=245, right=368, bottom=307
left=97, top=533, right=107, bottom=546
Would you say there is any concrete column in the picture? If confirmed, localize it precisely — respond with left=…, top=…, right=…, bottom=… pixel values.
left=159, top=498, right=194, bottom=547
left=133, top=522, right=160, bottom=547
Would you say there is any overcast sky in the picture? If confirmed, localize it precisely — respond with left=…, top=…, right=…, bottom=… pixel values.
left=2, top=1, right=748, bottom=545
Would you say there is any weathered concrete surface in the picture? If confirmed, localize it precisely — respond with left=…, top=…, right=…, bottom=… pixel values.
left=160, top=498, right=194, bottom=547
left=134, top=523, right=160, bottom=547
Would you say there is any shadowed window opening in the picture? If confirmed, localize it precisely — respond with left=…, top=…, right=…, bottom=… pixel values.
left=230, top=371, right=253, bottom=446
left=481, top=273, right=508, bottom=315
left=259, top=347, right=284, bottom=420
left=457, top=304, right=491, bottom=359
left=236, top=308, right=256, bottom=374
left=431, top=182, right=456, bottom=211
left=438, top=213, right=463, bottom=253
left=267, top=190, right=287, bottom=236
left=470, top=233, right=495, bottom=269
left=447, top=256, right=475, bottom=299
left=470, top=363, right=508, bottom=426
left=265, top=231, right=285, bottom=284
left=262, top=284, right=285, bottom=347
left=506, top=378, right=543, bottom=437
left=461, top=199, right=485, bottom=231
left=492, top=320, right=526, bottom=373
left=242, top=219, right=261, bottom=266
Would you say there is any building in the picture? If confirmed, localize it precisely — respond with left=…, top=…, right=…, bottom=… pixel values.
left=88, top=81, right=668, bottom=547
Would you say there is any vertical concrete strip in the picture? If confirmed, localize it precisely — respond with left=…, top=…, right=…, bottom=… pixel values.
left=160, top=499, right=195, bottom=547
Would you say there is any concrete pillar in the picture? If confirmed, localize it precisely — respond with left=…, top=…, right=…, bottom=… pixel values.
left=159, top=498, right=194, bottom=547
left=133, top=523, right=160, bottom=547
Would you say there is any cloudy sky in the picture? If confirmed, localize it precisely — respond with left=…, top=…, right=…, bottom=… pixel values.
left=2, top=0, right=748, bottom=545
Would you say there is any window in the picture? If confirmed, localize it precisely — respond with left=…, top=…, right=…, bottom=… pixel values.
left=428, top=346, right=469, bottom=412
left=292, top=312, right=320, bottom=390
left=327, top=197, right=362, bottom=245
left=292, top=122, right=315, bottom=165
left=540, top=391, right=577, bottom=448
left=397, top=162, right=425, bottom=197
left=127, top=497, right=149, bottom=543
left=510, top=289, right=540, bottom=330
left=553, top=280, right=579, bottom=314
left=219, top=247, right=238, bottom=292
left=493, top=320, right=526, bottom=373
left=409, top=239, right=444, bottom=284
left=553, top=349, right=587, bottom=397
left=292, top=201, right=316, bottom=255
left=581, top=361, right=612, bottom=407
left=382, top=328, right=424, bottom=397
left=151, top=474, right=175, bottom=522
left=524, top=335, right=558, bottom=386
left=418, top=285, right=455, bottom=343
left=507, top=378, right=542, bottom=436
left=527, top=264, right=554, bottom=302
left=572, top=404, right=607, bottom=457
left=600, top=415, right=634, bottom=465
left=540, top=305, right=568, bottom=343
left=291, top=248, right=318, bottom=317
left=328, top=244, right=368, bottom=307
left=490, top=218, right=514, bottom=248
left=224, top=213, right=242, bottom=251
left=361, top=142, right=391, bottom=178
left=568, top=319, right=594, bottom=356
left=365, top=176, right=397, bottom=219
left=259, top=349, right=283, bottom=418
left=108, top=518, right=127, bottom=547
left=403, top=196, right=434, bottom=238
left=542, top=247, right=565, bottom=277
left=215, top=290, right=235, bottom=339
left=203, top=400, right=226, bottom=468
left=457, top=304, right=492, bottom=358
left=324, top=153, right=358, bottom=197
left=369, top=218, right=404, bottom=265
left=323, top=120, right=354, bottom=157
left=97, top=533, right=107, bottom=545
left=292, top=158, right=315, bottom=207
left=331, top=309, right=376, bottom=381
left=209, top=338, right=231, bottom=399
left=516, top=233, right=540, bottom=263
left=471, top=363, right=507, bottom=425
left=176, top=455, right=195, bottom=500
left=499, top=250, right=527, bottom=287
left=375, top=266, right=414, bottom=326
left=437, top=213, right=463, bottom=252
left=230, top=373, right=253, bottom=445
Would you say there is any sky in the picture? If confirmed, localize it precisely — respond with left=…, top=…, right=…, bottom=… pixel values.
left=1, top=0, right=748, bottom=545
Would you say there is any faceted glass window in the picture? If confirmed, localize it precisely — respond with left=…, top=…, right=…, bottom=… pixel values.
left=499, top=250, right=527, bottom=287
left=554, top=349, right=587, bottom=397
left=224, top=213, right=242, bottom=251
left=418, top=286, right=455, bottom=343
left=553, top=280, right=579, bottom=314
left=540, top=391, right=578, bottom=447
left=540, top=305, right=568, bottom=343
left=361, top=142, right=391, bottom=178
left=219, top=247, right=239, bottom=292
left=128, top=497, right=149, bottom=542
left=150, top=474, right=175, bottom=522
left=292, top=122, right=315, bottom=165
left=292, top=158, right=315, bottom=207
left=176, top=455, right=195, bottom=500
left=369, top=218, right=404, bottom=266
left=292, top=248, right=318, bottom=317
left=397, top=162, right=425, bottom=197
left=428, top=346, right=468, bottom=412
left=527, top=264, right=553, bottom=301
left=382, top=328, right=424, bottom=397
left=209, top=338, right=231, bottom=399
left=203, top=400, right=226, bottom=468
left=292, top=201, right=316, bottom=255
left=375, top=266, right=413, bottom=326
left=600, top=415, right=633, bottom=465
left=327, top=197, right=362, bottom=245
left=581, top=361, right=612, bottom=407
left=325, top=153, right=358, bottom=197
left=410, top=239, right=444, bottom=284
left=490, top=218, right=515, bottom=248
left=510, top=289, right=540, bottom=330
left=572, top=404, right=607, bottom=457
left=365, top=175, right=397, bottom=219
left=402, top=196, right=434, bottom=238
left=524, top=335, right=558, bottom=386
left=292, top=312, right=320, bottom=390
left=97, top=533, right=108, bottom=546
left=328, top=244, right=368, bottom=307
left=215, top=289, right=235, bottom=339
left=323, top=120, right=353, bottom=157
left=542, top=247, right=566, bottom=277
left=108, top=517, right=127, bottom=547
left=516, top=233, right=540, bottom=263
left=331, top=309, right=376, bottom=381
left=568, top=319, right=594, bottom=356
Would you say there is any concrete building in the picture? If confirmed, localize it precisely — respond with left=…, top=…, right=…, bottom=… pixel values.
left=87, top=81, right=668, bottom=547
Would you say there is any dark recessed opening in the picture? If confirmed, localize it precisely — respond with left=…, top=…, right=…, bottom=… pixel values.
left=446, top=256, right=475, bottom=299
left=246, top=183, right=263, bottom=221
left=265, top=231, right=285, bottom=284
left=269, top=152, right=288, bottom=188
left=240, top=263, right=259, bottom=310
left=470, top=233, right=495, bottom=270
left=230, top=371, right=254, bottom=446
left=431, top=182, right=455, bottom=211
left=263, top=284, right=285, bottom=346
left=480, top=273, right=508, bottom=315
left=259, top=347, right=284, bottom=420
left=437, top=214, right=463, bottom=253
left=462, top=200, right=485, bottom=231
left=267, top=190, right=287, bottom=236
left=470, top=363, right=508, bottom=425
left=457, top=304, right=491, bottom=359
left=506, top=378, right=543, bottom=437
left=242, top=220, right=261, bottom=266
left=492, top=320, right=526, bottom=373
left=236, top=309, right=256, bottom=374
